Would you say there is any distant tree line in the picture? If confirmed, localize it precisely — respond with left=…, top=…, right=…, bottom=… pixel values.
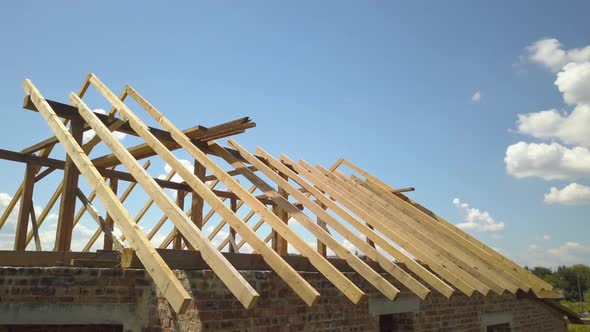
left=524, top=264, right=590, bottom=302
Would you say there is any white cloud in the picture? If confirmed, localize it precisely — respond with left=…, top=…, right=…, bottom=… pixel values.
left=545, top=241, right=590, bottom=266
left=555, top=62, right=590, bottom=105
left=516, top=104, right=590, bottom=149
left=527, top=38, right=590, bottom=72
left=82, top=109, right=127, bottom=144
left=0, top=191, right=100, bottom=251
left=544, top=182, right=590, bottom=206
left=471, top=91, right=482, bottom=102
left=543, top=234, right=551, bottom=240
left=505, top=142, right=590, bottom=180
left=452, top=198, right=505, bottom=232
left=510, top=38, right=590, bottom=206
left=513, top=241, right=590, bottom=268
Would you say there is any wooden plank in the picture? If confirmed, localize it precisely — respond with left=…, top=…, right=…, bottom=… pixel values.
left=71, top=83, right=262, bottom=309
left=55, top=116, right=84, bottom=252
left=14, top=164, right=36, bottom=250
left=89, top=126, right=253, bottom=169
left=311, top=162, right=495, bottom=295
left=0, top=250, right=389, bottom=273
left=21, top=136, right=59, bottom=155
left=275, top=154, right=456, bottom=298
left=391, top=187, right=414, bottom=193
left=219, top=141, right=394, bottom=300
left=126, top=85, right=362, bottom=302
left=103, top=177, right=118, bottom=250
left=119, top=82, right=320, bottom=306
left=191, top=160, right=206, bottom=230
left=338, top=158, right=553, bottom=292
left=355, top=175, right=530, bottom=293
left=334, top=171, right=516, bottom=294
left=0, top=148, right=271, bottom=198
left=290, top=158, right=476, bottom=296
left=24, top=95, right=256, bottom=150
left=241, top=145, right=431, bottom=299
left=24, top=79, right=192, bottom=314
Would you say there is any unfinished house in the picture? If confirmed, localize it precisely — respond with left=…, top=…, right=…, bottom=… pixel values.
left=0, top=74, right=584, bottom=331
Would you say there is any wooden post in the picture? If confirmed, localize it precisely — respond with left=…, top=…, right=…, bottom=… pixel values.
left=103, top=177, right=118, bottom=250
left=229, top=198, right=237, bottom=253
left=191, top=159, right=206, bottom=230
left=173, top=190, right=185, bottom=250
left=317, top=201, right=327, bottom=257
left=55, top=116, right=84, bottom=251
left=14, top=163, right=36, bottom=251
left=272, top=172, right=289, bottom=256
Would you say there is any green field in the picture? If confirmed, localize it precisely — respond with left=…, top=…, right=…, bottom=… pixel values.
left=568, top=324, right=590, bottom=331
left=563, top=290, right=589, bottom=331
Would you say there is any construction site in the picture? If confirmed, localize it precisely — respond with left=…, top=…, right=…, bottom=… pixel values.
left=0, top=74, right=584, bottom=331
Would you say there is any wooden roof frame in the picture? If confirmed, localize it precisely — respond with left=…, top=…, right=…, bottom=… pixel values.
left=0, top=73, right=557, bottom=315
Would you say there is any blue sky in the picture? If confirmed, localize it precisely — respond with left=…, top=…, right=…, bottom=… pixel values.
left=0, top=1, right=588, bottom=268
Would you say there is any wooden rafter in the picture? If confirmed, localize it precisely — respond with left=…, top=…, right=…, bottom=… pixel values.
left=125, top=83, right=361, bottom=304
left=69, top=87, right=261, bottom=309
left=23, top=78, right=193, bottom=314
left=226, top=140, right=404, bottom=300
left=5, top=73, right=556, bottom=313
left=334, top=158, right=551, bottom=292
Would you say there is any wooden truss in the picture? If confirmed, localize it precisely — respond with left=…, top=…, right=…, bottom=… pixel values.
left=0, top=73, right=555, bottom=314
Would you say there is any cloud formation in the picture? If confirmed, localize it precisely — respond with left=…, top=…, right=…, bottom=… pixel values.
left=506, top=38, right=590, bottom=205
left=452, top=198, right=505, bottom=232
left=517, top=241, right=590, bottom=268
left=516, top=105, right=590, bottom=149
left=471, top=91, right=481, bottom=102
left=505, top=142, right=590, bottom=180
left=544, top=182, right=590, bottom=205
left=527, top=38, right=590, bottom=72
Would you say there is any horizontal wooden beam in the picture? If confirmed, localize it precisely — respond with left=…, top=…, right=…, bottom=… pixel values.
left=392, top=187, right=414, bottom=193
left=0, top=249, right=387, bottom=272
left=22, top=95, right=255, bottom=156
left=0, top=148, right=295, bottom=207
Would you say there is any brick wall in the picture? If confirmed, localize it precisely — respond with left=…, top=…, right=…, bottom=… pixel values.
left=0, top=267, right=568, bottom=331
